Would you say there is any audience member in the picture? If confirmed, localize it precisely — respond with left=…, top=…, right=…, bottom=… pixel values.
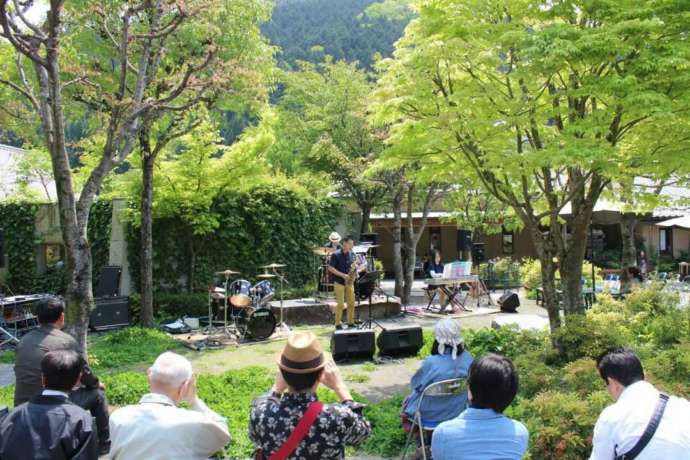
left=0, top=350, right=98, bottom=459
left=423, top=249, right=444, bottom=278
left=249, top=331, right=371, bottom=459
left=431, top=353, right=528, bottom=460
left=402, top=319, right=473, bottom=428
left=13, top=296, right=110, bottom=453
left=589, top=347, right=690, bottom=460
left=109, top=352, right=230, bottom=460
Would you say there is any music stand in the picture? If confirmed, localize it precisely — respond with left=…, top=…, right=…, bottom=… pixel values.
left=357, top=271, right=384, bottom=330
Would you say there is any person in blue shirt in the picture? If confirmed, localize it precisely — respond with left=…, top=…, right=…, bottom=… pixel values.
left=431, top=353, right=529, bottom=460
left=402, top=319, right=473, bottom=430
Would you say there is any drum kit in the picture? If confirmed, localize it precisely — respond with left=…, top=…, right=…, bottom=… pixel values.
left=207, top=263, right=289, bottom=342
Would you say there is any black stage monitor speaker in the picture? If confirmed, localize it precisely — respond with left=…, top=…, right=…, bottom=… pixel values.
left=377, top=326, right=424, bottom=356
left=331, top=329, right=375, bottom=361
left=90, top=296, right=130, bottom=331
left=457, top=230, right=472, bottom=252
left=498, top=292, right=520, bottom=313
left=94, top=265, right=122, bottom=297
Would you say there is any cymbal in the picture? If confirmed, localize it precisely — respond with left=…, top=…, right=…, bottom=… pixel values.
left=262, top=263, right=287, bottom=269
left=215, top=270, right=240, bottom=276
left=312, top=247, right=330, bottom=256
left=257, top=273, right=276, bottom=279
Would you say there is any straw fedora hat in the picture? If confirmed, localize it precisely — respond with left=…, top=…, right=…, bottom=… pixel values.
left=277, top=331, right=327, bottom=374
left=328, top=232, right=342, bottom=243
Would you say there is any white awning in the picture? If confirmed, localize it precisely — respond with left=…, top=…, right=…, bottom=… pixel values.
left=656, top=215, right=690, bottom=229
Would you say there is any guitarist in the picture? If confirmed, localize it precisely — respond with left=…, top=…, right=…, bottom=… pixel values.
left=327, top=237, right=358, bottom=330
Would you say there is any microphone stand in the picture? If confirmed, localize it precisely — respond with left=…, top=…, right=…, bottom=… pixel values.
left=272, top=268, right=291, bottom=334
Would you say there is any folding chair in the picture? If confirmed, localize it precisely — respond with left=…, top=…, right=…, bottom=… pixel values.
left=401, top=377, right=467, bottom=460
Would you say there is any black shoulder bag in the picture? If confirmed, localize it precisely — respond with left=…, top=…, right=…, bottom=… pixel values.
left=615, top=393, right=669, bottom=460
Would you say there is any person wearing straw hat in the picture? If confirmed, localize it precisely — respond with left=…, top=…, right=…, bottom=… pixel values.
left=402, top=319, right=473, bottom=431
left=325, top=232, right=342, bottom=254
left=249, top=331, right=371, bottom=459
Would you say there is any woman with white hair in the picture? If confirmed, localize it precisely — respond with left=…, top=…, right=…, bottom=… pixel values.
left=402, top=319, right=473, bottom=429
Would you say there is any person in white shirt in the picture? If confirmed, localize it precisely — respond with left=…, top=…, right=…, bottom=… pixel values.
left=109, top=352, right=230, bottom=460
left=590, top=347, right=690, bottom=460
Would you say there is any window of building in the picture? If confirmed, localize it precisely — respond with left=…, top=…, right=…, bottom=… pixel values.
left=659, top=228, right=672, bottom=254
left=43, top=243, right=64, bottom=268
left=502, top=227, right=514, bottom=255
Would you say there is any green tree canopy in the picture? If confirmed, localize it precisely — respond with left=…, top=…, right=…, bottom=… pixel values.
left=372, top=0, right=690, bottom=337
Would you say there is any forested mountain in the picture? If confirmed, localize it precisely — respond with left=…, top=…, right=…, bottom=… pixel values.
left=262, top=0, right=411, bottom=69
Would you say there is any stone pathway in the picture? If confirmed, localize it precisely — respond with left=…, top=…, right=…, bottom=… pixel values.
left=0, top=364, right=14, bottom=387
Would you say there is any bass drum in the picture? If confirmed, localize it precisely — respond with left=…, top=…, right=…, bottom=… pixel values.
left=239, top=307, right=276, bottom=341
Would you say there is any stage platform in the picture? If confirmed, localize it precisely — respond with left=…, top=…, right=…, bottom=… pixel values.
left=269, top=295, right=402, bottom=326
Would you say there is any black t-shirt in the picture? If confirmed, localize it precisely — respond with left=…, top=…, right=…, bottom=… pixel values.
left=424, top=261, right=444, bottom=278
left=329, top=249, right=354, bottom=285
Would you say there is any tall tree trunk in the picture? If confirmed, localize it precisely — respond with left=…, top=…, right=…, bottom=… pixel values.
left=539, top=257, right=562, bottom=348
left=32, top=36, right=93, bottom=352
left=527, top=221, right=562, bottom=345
left=403, top=238, right=416, bottom=305
left=360, top=204, right=371, bottom=236
left=391, top=196, right=404, bottom=299
left=140, top=149, right=155, bottom=328
left=620, top=213, right=638, bottom=293
left=560, top=219, right=589, bottom=314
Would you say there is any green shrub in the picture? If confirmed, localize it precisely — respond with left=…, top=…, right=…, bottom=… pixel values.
left=592, top=285, right=688, bottom=347
left=464, top=327, right=520, bottom=358
left=512, top=352, right=559, bottom=399
left=520, top=258, right=542, bottom=292
left=128, top=292, right=210, bottom=325
left=520, top=258, right=603, bottom=293
left=561, top=358, right=602, bottom=397
left=644, top=341, right=690, bottom=387
left=89, top=327, right=183, bottom=371
left=593, top=248, right=622, bottom=269
left=154, top=292, right=210, bottom=320
left=554, top=313, right=634, bottom=363
left=359, top=395, right=406, bottom=457
left=0, top=351, right=15, bottom=364
left=102, top=371, right=149, bottom=406
left=516, top=390, right=609, bottom=460
left=0, top=385, right=14, bottom=408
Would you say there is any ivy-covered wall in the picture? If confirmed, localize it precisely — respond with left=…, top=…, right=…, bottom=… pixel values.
left=88, top=201, right=113, bottom=288
left=0, top=201, right=113, bottom=294
left=0, top=203, right=39, bottom=293
left=126, top=185, right=342, bottom=293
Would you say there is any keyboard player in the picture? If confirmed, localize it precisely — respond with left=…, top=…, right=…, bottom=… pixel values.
left=424, top=250, right=447, bottom=308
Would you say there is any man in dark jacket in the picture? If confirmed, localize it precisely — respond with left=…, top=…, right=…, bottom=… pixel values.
left=13, top=296, right=110, bottom=453
left=0, top=349, right=98, bottom=459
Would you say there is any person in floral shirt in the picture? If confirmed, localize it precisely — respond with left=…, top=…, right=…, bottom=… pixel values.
left=249, top=331, right=371, bottom=459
